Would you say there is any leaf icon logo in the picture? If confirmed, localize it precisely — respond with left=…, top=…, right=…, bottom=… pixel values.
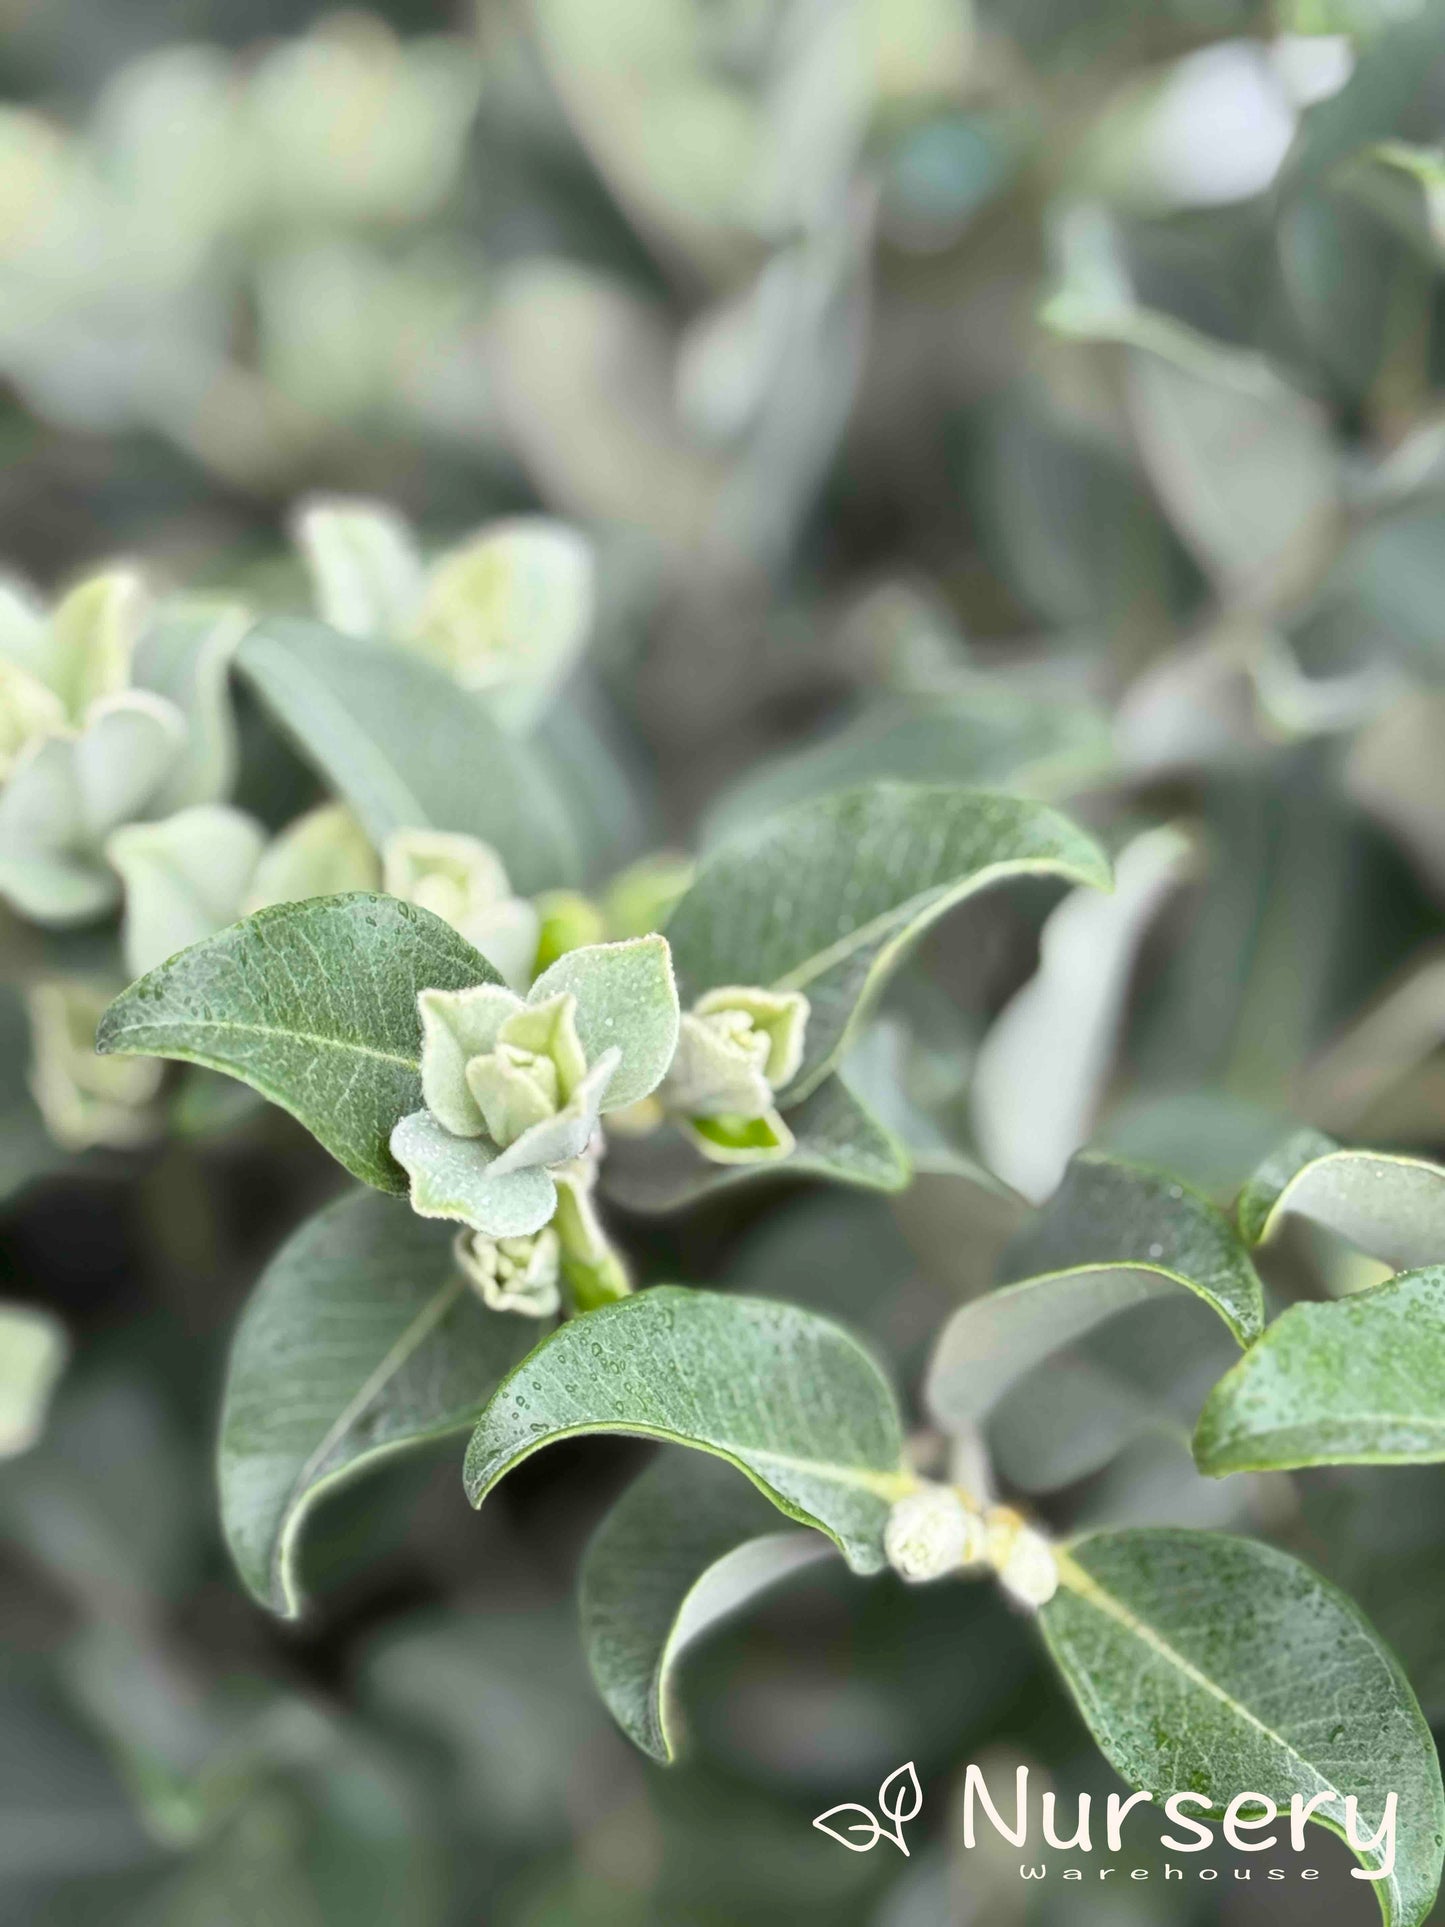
left=813, top=1763, right=921, bottom=1854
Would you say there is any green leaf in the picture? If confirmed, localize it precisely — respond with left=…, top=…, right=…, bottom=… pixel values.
left=926, top=1153, right=1264, bottom=1432
left=602, top=1074, right=910, bottom=1213
left=95, top=894, right=500, bottom=1192
left=1239, top=1132, right=1445, bottom=1272
left=237, top=617, right=577, bottom=893
left=463, top=1287, right=912, bottom=1573
left=130, top=600, right=247, bottom=813
left=107, top=804, right=266, bottom=978
left=389, top=1108, right=557, bottom=1237
left=579, top=1450, right=832, bottom=1763
left=1046, top=301, right=1340, bottom=598
left=293, top=496, right=425, bottom=640
left=220, top=1187, right=533, bottom=1617
left=530, top=934, right=679, bottom=1111
left=1042, top=1528, right=1444, bottom=1927
left=701, top=685, right=1114, bottom=847
left=1195, top=1267, right=1445, bottom=1475
left=971, top=825, right=1193, bottom=1201
left=0, top=695, right=184, bottom=925
left=665, top=783, right=1110, bottom=1103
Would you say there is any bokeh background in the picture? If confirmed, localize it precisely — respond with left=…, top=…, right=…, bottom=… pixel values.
left=3, top=0, right=1445, bottom=1921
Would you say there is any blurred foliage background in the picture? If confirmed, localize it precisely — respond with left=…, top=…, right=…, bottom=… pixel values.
left=3, top=0, right=1445, bottom=1921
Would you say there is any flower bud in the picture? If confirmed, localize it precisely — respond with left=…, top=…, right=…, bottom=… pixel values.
left=985, top=1506, right=1058, bottom=1609
left=454, top=1225, right=560, bottom=1318
left=884, top=1485, right=986, bottom=1583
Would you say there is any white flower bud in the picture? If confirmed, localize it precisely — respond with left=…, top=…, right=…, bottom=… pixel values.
left=985, top=1507, right=1058, bottom=1609
left=884, top=1485, right=986, bottom=1584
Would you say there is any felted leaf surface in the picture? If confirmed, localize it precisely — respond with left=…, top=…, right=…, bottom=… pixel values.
left=1239, top=1131, right=1445, bottom=1273
left=464, top=1287, right=911, bottom=1573
left=602, top=1075, right=910, bottom=1214
left=1195, top=1267, right=1445, bottom=1474
left=579, top=1450, right=832, bottom=1762
left=1042, top=1528, right=1444, bottom=1927
left=95, top=894, right=500, bottom=1191
left=530, top=935, right=679, bottom=1110
left=220, top=1188, right=532, bottom=1616
left=237, top=617, right=577, bottom=892
left=926, top=1153, right=1264, bottom=1432
left=665, top=783, right=1111, bottom=1102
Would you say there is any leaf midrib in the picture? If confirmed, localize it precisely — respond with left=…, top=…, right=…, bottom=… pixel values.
left=107, top=1013, right=418, bottom=1072
left=773, top=856, right=1097, bottom=996
left=272, top=1270, right=467, bottom=1606
left=1056, top=1548, right=1342, bottom=1806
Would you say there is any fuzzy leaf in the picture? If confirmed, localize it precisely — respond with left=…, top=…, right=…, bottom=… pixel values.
left=389, top=1108, right=557, bottom=1236
left=293, top=497, right=425, bottom=640
left=579, top=1451, right=831, bottom=1762
left=0, top=695, right=184, bottom=925
left=665, top=783, right=1110, bottom=1102
left=926, top=1153, right=1264, bottom=1432
left=464, top=1287, right=912, bottom=1573
left=1238, top=1132, right=1445, bottom=1273
left=237, top=617, right=577, bottom=892
left=602, top=1075, right=910, bottom=1213
left=1043, top=1529, right=1444, bottom=1927
left=108, top=804, right=266, bottom=978
left=530, top=935, right=679, bottom=1110
left=1195, top=1267, right=1445, bottom=1474
left=95, top=894, right=501, bottom=1191
left=219, top=1189, right=532, bottom=1616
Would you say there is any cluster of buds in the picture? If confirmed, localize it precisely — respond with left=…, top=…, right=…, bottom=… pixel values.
left=657, top=985, right=810, bottom=1163
left=883, top=1484, right=1058, bottom=1610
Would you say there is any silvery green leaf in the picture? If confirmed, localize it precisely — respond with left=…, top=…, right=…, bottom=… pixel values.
left=244, top=803, right=380, bottom=912
left=130, top=600, right=248, bottom=811
left=464, top=1287, right=912, bottom=1574
left=389, top=1109, right=557, bottom=1236
left=0, top=694, right=185, bottom=925
left=529, top=935, right=679, bottom=1111
left=971, top=825, right=1194, bottom=1201
left=411, top=517, right=594, bottom=728
left=1047, top=301, right=1340, bottom=599
left=418, top=983, right=519, bottom=1137
left=292, top=496, right=425, bottom=639
left=1042, top=1529, right=1444, bottom=1927
left=702, top=685, right=1114, bottom=847
left=665, top=783, right=1110, bottom=1102
left=108, top=804, right=267, bottom=978
left=602, top=1074, right=909, bottom=1212
left=27, top=977, right=164, bottom=1152
left=0, top=1302, right=68, bottom=1458
left=488, top=1047, right=618, bottom=1177
left=1238, top=1131, right=1445, bottom=1273
left=219, top=1188, right=532, bottom=1616
left=96, top=894, right=501, bottom=1191
left=1195, top=1267, right=1445, bottom=1474
left=237, top=617, right=578, bottom=892
left=579, top=1450, right=831, bottom=1762
left=44, top=569, right=149, bottom=719
left=925, top=1153, right=1264, bottom=1432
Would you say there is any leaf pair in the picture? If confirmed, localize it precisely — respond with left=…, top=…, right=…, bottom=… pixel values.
left=1196, top=1135, right=1445, bottom=1475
